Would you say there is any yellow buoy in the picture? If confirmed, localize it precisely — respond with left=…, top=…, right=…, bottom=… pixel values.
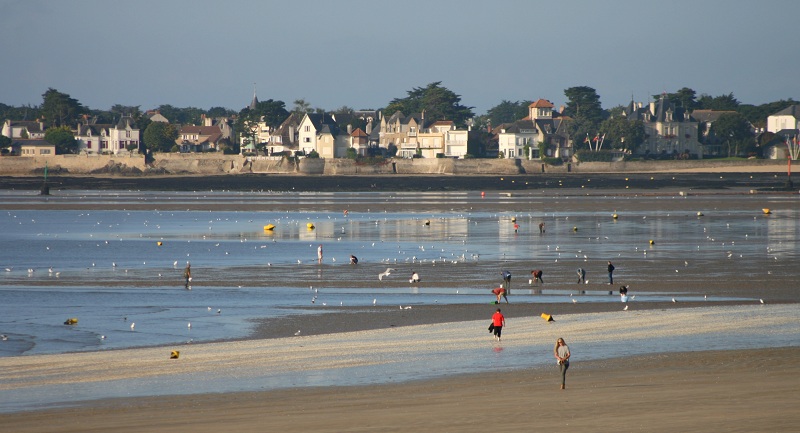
left=157, top=241, right=163, bottom=246
left=306, top=223, right=315, bottom=229
left=64, top=317, right=78, bottom=325
left=612, top=213, right=618, bottom=219
left=263, top=224, right=275, bottom=231
left=511, top=217, right=517, bottom=222
left=540, top=313, right=554, bottom=322
left=696, top=212, right=704, bottom=217
left=572, top=226, right=578, bottom=232
left=170, top=350, right=180, bottom=359
left=762, top=208, right=771, bottom=215
left=649, top=239, right=655, bottom=245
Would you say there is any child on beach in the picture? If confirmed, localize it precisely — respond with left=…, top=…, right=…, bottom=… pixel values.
left=531, top=269, right=543, bottom=285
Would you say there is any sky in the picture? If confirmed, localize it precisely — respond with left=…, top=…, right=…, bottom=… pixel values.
left=2, top=0, right=799, bottom=117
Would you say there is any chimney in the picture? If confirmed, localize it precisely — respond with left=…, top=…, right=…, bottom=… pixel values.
left=649, top=102, right=656, bottom=115
left=347, top=124, right=352, bottom=134
left=366, top=119, right=372, bottom=135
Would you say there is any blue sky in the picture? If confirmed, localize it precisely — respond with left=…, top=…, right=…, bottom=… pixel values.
left=1, top=0, right=798, bottom=116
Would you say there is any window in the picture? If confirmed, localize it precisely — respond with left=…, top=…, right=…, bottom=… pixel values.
left=304, top=137, right=311, bottom=143
left=305, top=126, right=310, bottom=132
left=40, top=149, right=51, bottom=155
left=87, top=141, right=92, bottom=149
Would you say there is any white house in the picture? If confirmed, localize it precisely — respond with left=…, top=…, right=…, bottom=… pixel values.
left=74, top=116, right=139, bottom=154
left=297, top=113, right=348, bottom=157
left=767, top=105, right=800, bottom=135
left=2, top=120, right=47, bottom=140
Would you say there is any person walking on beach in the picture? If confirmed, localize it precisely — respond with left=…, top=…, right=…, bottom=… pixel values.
left=607, top=261, right=615, bottom=285
left=539, top=222, right=545, bottom=234
left=491, top=287, right=508, bottom=304
left=183, top=262, right=191, bottom=289
left=491, top=308, right=506, bottom=341
left=500, top=270, right=512, bottom=295
left=531, top=269, right=544, bottom=285
left=576, top=267, right=586, bottom=284
left=349, top=255, right=358, bottom=265
left=317, top=244, right=323, bottom=264
left=554, top=338, right=571, bottom=389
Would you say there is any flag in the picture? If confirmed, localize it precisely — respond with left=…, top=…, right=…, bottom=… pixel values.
left=593, top=134, right=600, bottom=142
left=584, top=134, right=590, bottom=143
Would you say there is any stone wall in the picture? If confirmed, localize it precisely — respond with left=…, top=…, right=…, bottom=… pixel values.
left=0, top=153, right=792, bottom=176
left=0, top=153, right=147, bottom=175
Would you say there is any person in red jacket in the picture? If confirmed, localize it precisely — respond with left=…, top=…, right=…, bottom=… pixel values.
left=491, top=287, right=508, bottom=304
left=491, top=308, right=506, bottom=341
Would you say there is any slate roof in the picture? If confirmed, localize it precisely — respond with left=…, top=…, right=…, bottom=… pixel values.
left=529, top=99, right=554, bottom=108
left=770, top=104, right=800, bottom=118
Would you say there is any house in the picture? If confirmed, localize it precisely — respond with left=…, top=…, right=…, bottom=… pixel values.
left=176, top=125, right=224, bottom=152
left=2, top=120, right=47, bottom=140
left=297, top=113, right=348, bottom=157
left=74, top=116, right=140, bottom=154
left=497, top=99, right=572, bottom=160
left=10, top=139, right=55, bottom=156
left=262, top=113, right=301, bottom=156
left=146, top=111, right=169, bottom=123
left=623, top=95, right=702, bottom=158
left=350, top=127, right=369, bottom=156
left=767, top=105, right=800, bottom=135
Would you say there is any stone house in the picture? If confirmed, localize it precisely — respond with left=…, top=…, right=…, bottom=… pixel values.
left=623, top=95, right=702, bottom=158
left=497, top=99, right=571, bottom=160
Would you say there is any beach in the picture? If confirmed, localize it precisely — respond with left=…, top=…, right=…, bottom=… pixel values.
left=1, top=173, right=799, bottom=431
left=1, top=306, right=798, bottom=432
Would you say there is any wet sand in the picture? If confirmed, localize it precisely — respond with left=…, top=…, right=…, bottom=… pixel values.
left=1, top=173, right=799, bottom=431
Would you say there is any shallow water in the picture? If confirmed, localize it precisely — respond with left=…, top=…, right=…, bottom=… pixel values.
left=0, top=190, right=798, bottom=357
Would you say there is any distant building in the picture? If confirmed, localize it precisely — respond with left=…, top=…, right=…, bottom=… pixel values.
left=176, top=125, right=224, bottom=152
left=2, top=120, right=47, bottom=140
left=623, top=95, right=702, bottom=158
left=497, top=99, right=571, bottom=160
left=74, top=116, right=139, bottom=154
left=10, top=139, right=55, bottom=156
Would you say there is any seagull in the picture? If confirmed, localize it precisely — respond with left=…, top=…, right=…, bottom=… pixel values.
left=760, top=299, right=765, bottom=304
left=294, top=330, right=301, bottom=336
left=373, top=298, right=377, bottom=305
left=208, top=307, right=212, bottom=311
left=217, top=309, right=221, bottom=314
left=623, top=305, right=628, bottom=311
left=130, top=322, right=135, bottom=330
left=672, top=298, right=677, bottom=303
left=378, top=268, right=396, bottom=280
left=187, top=322, right=191, bottom=329
left=572, top=298, right=577, bottom=303
left=1, top=334, right=8, bottom=341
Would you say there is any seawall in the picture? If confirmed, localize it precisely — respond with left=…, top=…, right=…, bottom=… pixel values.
left=0, top=154, right=794, bottom=177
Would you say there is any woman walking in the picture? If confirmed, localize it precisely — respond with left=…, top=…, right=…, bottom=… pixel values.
left=491, top=308, right=506, bottom=341
left=554, top=338, right=571, bottom=389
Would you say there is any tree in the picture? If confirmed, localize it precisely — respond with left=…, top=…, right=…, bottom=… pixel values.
left=207, top=106, right=236, bottom=118
left=563, top=86, right=605, bottom=124
left=711, top=112, right=753, bottom=157
left=235, top=99, right=289, bottom=153
left=143, top=122, right=179, bottom=153
left=697, top=93, right=740, bottom=111
left=653, top=88, right=698, bottom=111
left=41, top=88, right=85, bottom=127
left=292, top=99, right=313, bottom=117
left=44, top=126, right=78, bottom=154
left=154, top=105, right=204, bottom=125
left=383, top=82, right=474, bottom=127
left=485, top=100, right=532, bottom=125
left=600, top=117, right=645, bottom=153
left=0, top=134, right=11, bottom=152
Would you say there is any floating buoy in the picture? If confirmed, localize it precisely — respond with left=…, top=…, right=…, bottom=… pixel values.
left=762, top=208, right=771, bottom=215
left=157, top=241, right=163, bottom=246
left=696, top=212, right=704, bottom=217
left=649, top=239, right=655, bottom=245
left=170, top=350, right=180, bottom=359
left=424, top=220, right=430, bottom=226
left=511, top=217, right=517, bottom=222
left=64, top=317, right=78, bottom=325
left=481, top=191, right=485, bottom=197
left=572, top=226, right=578, bottom=232
left=263, top=224, right=275, bottom=231
left=612, top=213, right=618, bottom=219
left=540, top=313, right=554, bottom=322
left=306, top=223, right=315, bottom=229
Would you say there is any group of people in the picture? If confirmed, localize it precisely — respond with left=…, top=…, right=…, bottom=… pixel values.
left=489, top=308, right=571, bottom=389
